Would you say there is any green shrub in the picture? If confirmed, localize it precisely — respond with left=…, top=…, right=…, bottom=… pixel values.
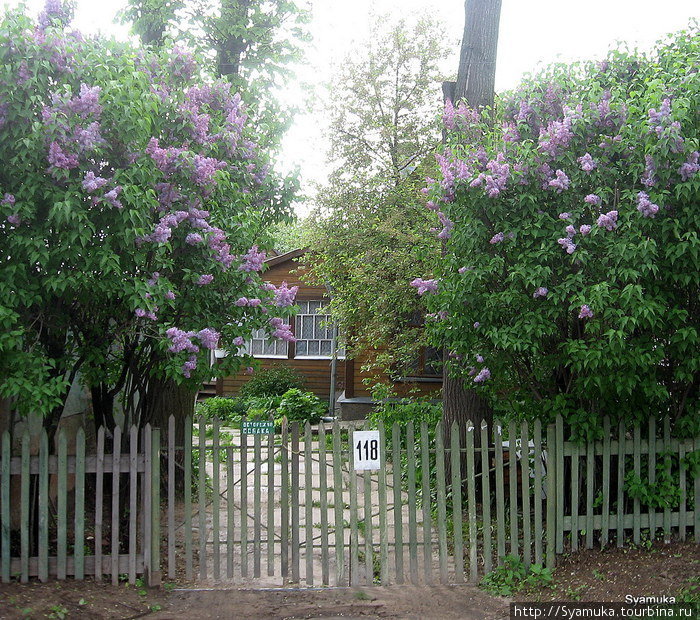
left=239, top=365, right=305, bottom=398
left=480, top=556, right=553, bottom=597
left=369, top=397, right=442, bottom=430
left=277, top=388, right=327, bottom=425
left=195, top=397, right=247, bottom=424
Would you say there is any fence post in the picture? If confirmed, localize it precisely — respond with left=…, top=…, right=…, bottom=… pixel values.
left=545, top=423, right=556, bottom=569
left=148, top=427, right=162, bottom=587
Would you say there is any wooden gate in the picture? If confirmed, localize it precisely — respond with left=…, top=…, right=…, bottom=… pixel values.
left=165, top=414, right=700, bottom=588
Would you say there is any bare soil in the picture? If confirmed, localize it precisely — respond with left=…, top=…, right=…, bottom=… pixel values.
left=0, top=542, right=697, bottom=619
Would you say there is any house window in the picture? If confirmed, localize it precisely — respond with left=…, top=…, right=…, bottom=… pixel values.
left=294, top=300, right=343, bottom=359
left=243, top=327, right=289, bottom=358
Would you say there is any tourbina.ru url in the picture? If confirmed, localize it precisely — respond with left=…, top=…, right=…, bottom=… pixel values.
left=510, top=603, right=699, bottom=618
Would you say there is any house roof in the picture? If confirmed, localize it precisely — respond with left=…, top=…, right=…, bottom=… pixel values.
left=264, top=247, right=306, bottom=268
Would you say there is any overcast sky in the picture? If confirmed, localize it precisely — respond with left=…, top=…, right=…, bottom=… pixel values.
left=3, top=0, right=697, bottom=212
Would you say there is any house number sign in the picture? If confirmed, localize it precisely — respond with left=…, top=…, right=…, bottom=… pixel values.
left=352, top=430, right=381, bottom=470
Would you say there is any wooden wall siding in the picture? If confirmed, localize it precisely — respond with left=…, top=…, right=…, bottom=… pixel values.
left=262, top=258, right=326, bottom=299
left=349, top=350, right=442, bottom=399
left=220, top=358, right=346, bottom=399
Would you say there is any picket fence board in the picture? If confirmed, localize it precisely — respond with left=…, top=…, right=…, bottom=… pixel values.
left=406, top=422, right=418, bottom=584
left=290, top=422, right=300, bottom=583
left=392, top=423, right=404, bottom=584
left=481, top=420, right=493, bottom=575
left=21, top=433, right=30, bottom=583
left=184, top=416, right=193, bottom=581
left=451, top=421, right=464, bottom=583
left=494, top=419, right=506, bottom=564
left=268, top=420, right=276, bottom=578
left=1, top=431, right=10, bottom=583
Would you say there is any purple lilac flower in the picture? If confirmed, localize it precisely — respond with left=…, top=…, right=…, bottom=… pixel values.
left=182, top=355, right=198, bottom=378
left=150, top=223, right=172, bottom=244
left=82, top=171, right=108, bottom=192
left=473, top=368, right=491, bottom=383
left=72, top=122, right=103, bottom=151
left=192, top=155, right=226, bottom=186
left=565, top=225, right=576, bottom=238
left=233, top=336, right=245, bottom=347
left=458, top=266, right=471, bottom=274
left=248, top=298, right=261, bottom=307
left=502, top=122, right=520, bottom=142
left=584, top=194, right=601, bottom=206
left=48, top=142, right=79, bottom=170
left=145, top=138, right=186, bottom=176
left=7, top=214, right=21, bottom=225
left=641, top=155, right=657, bottom=187
left=435, top=212, right=454, bottom=239
left=476, top=355, right=485, bottom=363
left=578, top=305, right=594, bottom=319
left=269, top=317, right=296, bottom=342
left=679, top=151, right=699, bottom=181
left=165, top=290, right=176, bottom=300
left=166, top=327, right=199, bottom=353
left=197, top=328, right=220, bottom=350
left=38, top=0, right=73, bottom=31
left=169, top=45, right=197, bottom=81
left=489, top=232, right=505, bottom=244
left=533, top=287, right=548, bottom=299
left=245, top=367, right=254, bottom=375
left=559, top=212, right=571, bottom=220
left=410, top=278, right=438, bottom=295
left=557, top=238, right=577, bottom=254
left=239, top=245, right=266, bottom=272
left=577, top=153, right=597, bottom=172
left=538, top=118, right=573, bottom=157
left=648, top=98, right=671, bottom=124
left=197, top=274, right=214, bottom=286
left=2, top=193, right=15, bottom=206
left=548, top=169, right=570, bottom=192
left=596, top=210, right=618, bottom=231
left=135, top=308, right=147, bottom=318
left=67, top=84, right=102, bottom=118
left=235, top=297, right=248, bottom=307
left=580, top=224, right=592, bottom=236
left=636, top=192, right=659, bottom=218
left=442, top=100, right=457, bottom=130
left=473, top=322, right=480, bottom=329
left=185, top=232, right=203, bottom=245
left=103, top=186, right=122, bottom=209
left=273, top=281, right=299, bottom=307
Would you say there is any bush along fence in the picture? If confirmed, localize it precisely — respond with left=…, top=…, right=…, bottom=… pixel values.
left=0, top=425, right=161, bottom=585
left=0, top=414, right=698, bottom=586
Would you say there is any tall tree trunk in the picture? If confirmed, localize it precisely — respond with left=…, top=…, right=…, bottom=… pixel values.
left=442, top=0, right=503, bottom=479
left=454, top=0, right=503, bottom=109
left=141, top=375, right=195, bottom=448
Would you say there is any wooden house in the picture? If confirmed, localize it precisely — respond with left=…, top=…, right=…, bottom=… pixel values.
left=217, top=249, right=442, bottom=419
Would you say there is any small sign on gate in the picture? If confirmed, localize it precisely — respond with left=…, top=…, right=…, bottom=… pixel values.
left=241, top=420, right=275, bottom=434
left=352, top=430, right=381, bottom=470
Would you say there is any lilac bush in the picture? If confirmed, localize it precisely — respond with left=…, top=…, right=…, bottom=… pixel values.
left=0, top=1, right=296, bottom=419
left=417, top=27, right=699, bottom=436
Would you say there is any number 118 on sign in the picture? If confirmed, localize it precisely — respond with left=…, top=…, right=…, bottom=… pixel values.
left=352, top=430, right=381, bottom=470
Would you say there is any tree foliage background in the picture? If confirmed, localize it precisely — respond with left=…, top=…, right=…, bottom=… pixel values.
left=305, top=14, right=451, bottom=382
